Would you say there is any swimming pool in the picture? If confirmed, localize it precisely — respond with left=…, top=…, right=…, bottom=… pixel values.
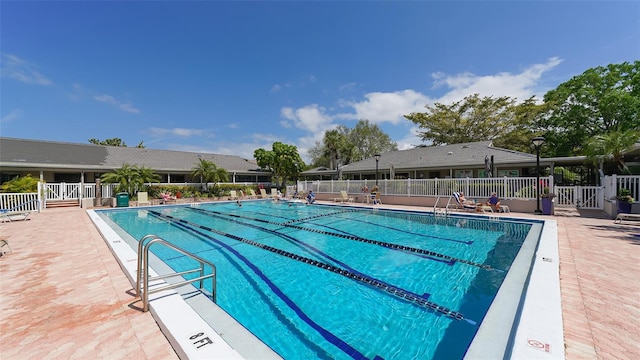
left=93, top=201, right=543, bottom=359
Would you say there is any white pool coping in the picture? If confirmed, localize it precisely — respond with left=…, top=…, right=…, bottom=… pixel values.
left=87, top=209, right=281, bottom=360
left=88, top=205, right=564, bottom=360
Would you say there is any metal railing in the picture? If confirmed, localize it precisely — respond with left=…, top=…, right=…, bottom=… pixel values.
left=136, top=234, right=217, bottom=312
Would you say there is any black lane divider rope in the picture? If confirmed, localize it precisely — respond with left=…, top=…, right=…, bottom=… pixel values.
left=282, top=209, right=360, bottom=224
left=244, top=209, right=357, bottom=238
left=187, top=207, right=452, bottom=294
left=150, top=210, right=474, bottom=324
left=332, top=212, right=473, bottom=245
left=192, top=207, right=494, bottom=271
left=146, top=211, right=375, bottom=360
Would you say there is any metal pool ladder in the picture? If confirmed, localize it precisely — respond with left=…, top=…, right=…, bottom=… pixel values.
left=136, top=234, right=217, bottom=312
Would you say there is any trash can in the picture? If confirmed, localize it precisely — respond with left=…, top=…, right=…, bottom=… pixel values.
left=116, top=192, right=129, bottom=207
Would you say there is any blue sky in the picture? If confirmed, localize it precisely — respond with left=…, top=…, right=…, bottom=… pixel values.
left=2, top=1, right=638, bottom=163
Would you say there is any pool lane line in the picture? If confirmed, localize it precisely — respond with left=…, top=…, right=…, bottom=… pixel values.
left=331, top=212, right=473, bottom=245
left=190, top=207, right=455, bottom=267
left=244, top=208, right=462, bottom=248
left=180, top=234, right=336, bottom=359
left=189, top=207, right=493, bottom=271
left=150, top=210, right=474, bottom=324
left=186, top=207, right=444, bottom=295
left=147, top=212, right=374, bottom=360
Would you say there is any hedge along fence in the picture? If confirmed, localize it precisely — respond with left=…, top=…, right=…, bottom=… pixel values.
left=145, top=183, right=270, bottom=199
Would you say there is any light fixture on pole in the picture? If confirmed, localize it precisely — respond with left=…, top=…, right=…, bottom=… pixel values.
left=532, top=136, right=545, bottom=214
left=374, top=154, right=381, bottom=186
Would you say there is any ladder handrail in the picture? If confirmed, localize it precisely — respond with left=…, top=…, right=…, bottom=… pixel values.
left=433, top=196, right=449, bottom=217
left=136, top=234, right=217, bottom=312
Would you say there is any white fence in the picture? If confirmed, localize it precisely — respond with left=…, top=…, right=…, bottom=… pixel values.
left=2, top=176, right=638, bottom=213
left=299, top=175, right=640, bottom=211
left=298, top=176, right=554, bottom=200
left=0, top=192, right=40, bottom=212
left=604, top=175, right=640, bottom=201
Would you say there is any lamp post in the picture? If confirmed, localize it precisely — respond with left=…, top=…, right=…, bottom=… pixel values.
left=532, top=136, right=545, bottom=214
left=374, top=154, right=381, bottom=186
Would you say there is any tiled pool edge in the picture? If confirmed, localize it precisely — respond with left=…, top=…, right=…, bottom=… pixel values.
left=510, top=219, right=564, bottom=359
left=465, top=219, right=564, bottom=359
left=87, top=209, right=281, bottom=360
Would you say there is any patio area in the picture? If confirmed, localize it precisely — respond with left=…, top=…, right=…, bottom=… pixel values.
left=1, top=205, right=638, bottom=359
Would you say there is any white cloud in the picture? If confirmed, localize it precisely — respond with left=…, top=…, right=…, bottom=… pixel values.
left=340, top=90, right=432, bottom=124
left=94, top=94, right=140, bottom=114
left=149, top=127, right=208, bottom=137
left=270, top=84, right=282, bottom=93
left=432, top=57, right=563, bottom=104
left=396, top=126, right=427, bottom=150
left=1, top=54, right=52, bottom=86
left=279, top=104, right=334, bottom=133
left=276, top=58, right=564, bottom=158
left=339, top=82, right=358, bottom=92
left=0, top=109, right=23, bottom=123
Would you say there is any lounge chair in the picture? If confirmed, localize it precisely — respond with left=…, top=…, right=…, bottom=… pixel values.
left=137, top=192, right=151, bottom=206
left=259, top=189, right=269, bottom=199
left=332, top=190, right=354, bottom=203
left=0, top=210, right=31, bottom=223
left=373, top=192, right=382, bottom=205
left=448, top=192, right=476, bottom=212
left=271, top=188, right=279, bottom=199
left=614, top=213, right=640, bottom=224
left=247, top=189, right=258, bottom=199
left=228, top=190, right=239, bottom=200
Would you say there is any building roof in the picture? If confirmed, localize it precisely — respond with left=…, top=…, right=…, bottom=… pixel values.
left=303, top=141, right=542, bottom=175
left=0, top=137, right=267, bottom=174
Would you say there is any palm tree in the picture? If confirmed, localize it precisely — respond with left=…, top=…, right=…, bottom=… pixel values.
left=137, top=166, right=161, bottom=187
left=585, top=129, right=640, bottom=174
left=101, top=164, right=140, bottom=196
left=191, top=158, right=228, bottom=191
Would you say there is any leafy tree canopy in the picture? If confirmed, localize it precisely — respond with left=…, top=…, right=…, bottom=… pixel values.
left=254, top=142, right=305, bottom=190
left=309, top=119, right=397, bottom=168
left=542, top=61, right=640, bottom=156
left=89, top=138, right=145, bottom=148
left=404, top=94, right=545, bottom=153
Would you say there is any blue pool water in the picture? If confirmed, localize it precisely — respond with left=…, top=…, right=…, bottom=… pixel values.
left=97, top=201, right=534, bottom=360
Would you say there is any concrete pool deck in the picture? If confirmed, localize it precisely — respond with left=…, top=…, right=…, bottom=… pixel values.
left=1, top=205, right=639, bottom=359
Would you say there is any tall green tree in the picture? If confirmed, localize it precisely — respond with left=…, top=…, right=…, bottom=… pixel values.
left=254, top=142, right=306, bottom=190
left=323, top=127, right=350, bottom=169
left=404, top=94, right=542, bottom=152
left=348, top=119, right=398, bottom=161
left=309, top=120, right=397, bottom=168
left=542, top=61, right=640, bottom=156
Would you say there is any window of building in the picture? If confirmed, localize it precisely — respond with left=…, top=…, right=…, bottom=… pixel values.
left=455, top=169, right=473, bottom=178
left=497, top=169, right=520, bottom=177
left=54, top=173, right=81, bottom=182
